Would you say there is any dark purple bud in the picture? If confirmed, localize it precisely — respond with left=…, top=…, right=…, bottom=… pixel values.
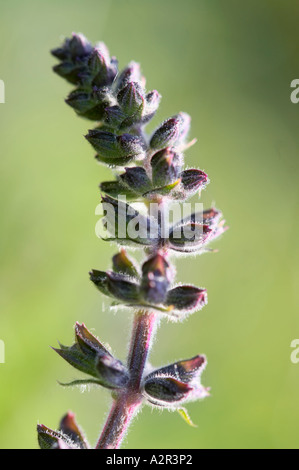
left=53, top=323, right=107, bottom=379
left=142, top=355, right=208, bottom=407
left=53, top=323, right=129, bottom=390
left=150, top=116, right=181, bottom=150
left=53, top=61, right=87, bottom=85
left=52, top=33, right=92, bottom=60
left=180, top=169, right=209, bottom=195
left=141, top=253, right=173, bottom=304
left=120, top=167, right=152, bottom=194
left=112, top=249, right=140, bottom=278
left=98, top=195, right=159, bottom=246
left=88, top=46, right=118, bottom=87
left=117, top=81, right=145, bottom=116
left=65, top=88, right=111, bottom=120
left=150, top=112, right=190, bottom=150
left=85, top=130, right=145, bottom=166
left=166, top=285, right=207, bottom=313
left=85, top=130, right=118, bottom=156
left=150, top=148, right=183, bottom=187
left=115, top=61, right=143, bottom=91
left=88, top=48, right=107, bottom=75
left=118, top=133, right=146, bottom=156
left=90, top=269, right=140, bottom=304
left=59, top=412, right=89, bottom=449
left=68, top=33, right=93, bottom=58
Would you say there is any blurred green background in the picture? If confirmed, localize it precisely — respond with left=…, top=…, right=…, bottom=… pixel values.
left=0, top=0, right=299, bottom=449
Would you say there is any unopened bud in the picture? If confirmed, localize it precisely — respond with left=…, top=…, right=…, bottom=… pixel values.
left=85, top=130, right=145, bottom=166
left=150, top=112, right=190, bottom=150
left=180, top=169, right=209, bottom=195
left=90, top=269, right=140, bottom=304
left=150, top=148, right=183, bottom=187
left=142, top=355, right=208, bottom=407
left=117, top=82, right=144, bottom=116
left=115, top=61, right=143, bottom=91
left=141, top=254, right=173, bottom=304
left=53, top=322, right=128, bottom=390
left=166, top=285, right=207, bottom=313
left=119, top=167, right=152, bottom=194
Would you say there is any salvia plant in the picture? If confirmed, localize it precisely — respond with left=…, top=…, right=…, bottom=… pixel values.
left=37, top=33, right=227, bottom=450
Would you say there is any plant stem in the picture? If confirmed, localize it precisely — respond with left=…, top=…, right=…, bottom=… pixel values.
left=96, top=310, right=157, bottom=449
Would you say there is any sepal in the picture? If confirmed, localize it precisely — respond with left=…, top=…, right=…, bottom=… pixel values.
left=142, top=355, right=208, bottom=407
left=37, top=412, right=89, bottom=449
left=53, top=323, right=129, bottom=390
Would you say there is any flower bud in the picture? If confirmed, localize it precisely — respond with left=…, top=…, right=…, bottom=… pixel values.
left=140, top=254, right=173, bottom=304
left=65, top=87, right=112, bottom=120
left=119, top=167, right=152, bottom=195
left=166, top=285, right=207, bottom=313
left=117, top=81, right=145, bottom=116
left=99, top=195, right=159, bottom=246
left=51, top=33, right=92, bottom=61
left=88, top=46, right=118, bottom=87
left=53, top=322, right=129, bottom=389
left=85, top=130, right=145, bottom=166
left=150, top=112, right=191, bottom=150
left=53, top=61, right=87, bottom=85
left=68, top=33, right=93, bottom=58
left=89, top=270, right=140, bottom=304
left=51, top=34, right=93, bottom=85
left=114, top=61, right=143, bottom=92
left=150, top=148, right=183, bottom=187
left=180, top=169, right=209, bottom=196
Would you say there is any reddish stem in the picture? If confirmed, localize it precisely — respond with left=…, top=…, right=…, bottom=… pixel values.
left=96, top=310, right=157, bottom=449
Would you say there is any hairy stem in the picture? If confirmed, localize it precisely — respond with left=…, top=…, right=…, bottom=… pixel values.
left=96, top=310, right=157, bottom=449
